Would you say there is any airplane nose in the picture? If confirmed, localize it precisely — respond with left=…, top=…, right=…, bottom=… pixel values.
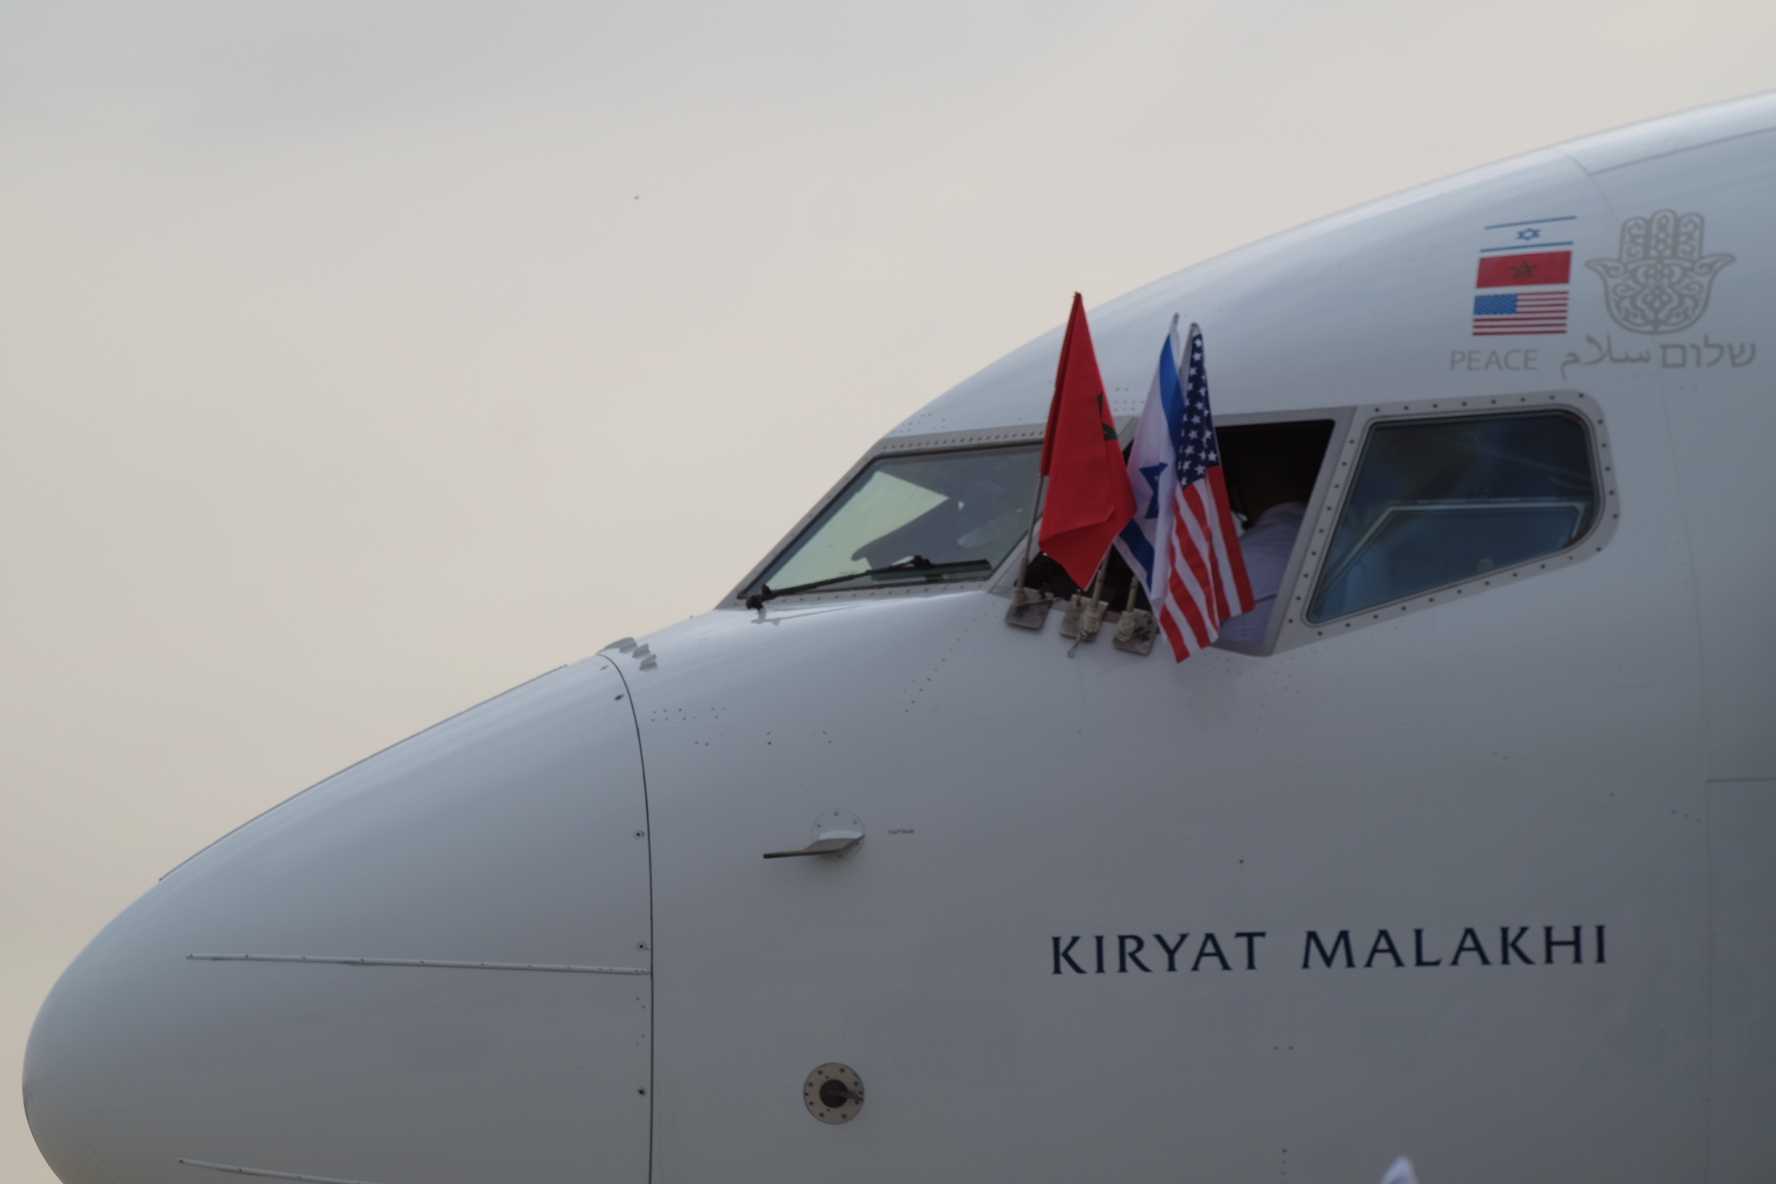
left=23, top=659, right=653, bottom=1184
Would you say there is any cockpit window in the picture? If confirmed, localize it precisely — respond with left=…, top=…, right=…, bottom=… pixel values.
left=1308, top=411, right=1597, bottom=622
left=746, top=445, right=1040, bottom=598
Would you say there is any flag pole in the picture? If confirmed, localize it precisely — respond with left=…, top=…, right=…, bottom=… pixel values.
left=1008, top=292, right=1070, bottom=631
left=1005, top=467, right=1053, bottom=630
left=1064, top=551, right=1111, bottom=651
left=1014, top=467, right=1046, bottom=592
left=1087, top=558, right=1107, bottom=604
left=1111, top=554, right=1157, bottom=655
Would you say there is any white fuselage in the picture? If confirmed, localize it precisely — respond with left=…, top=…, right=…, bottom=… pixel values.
left=23, top=94, right=1776, bottom=1183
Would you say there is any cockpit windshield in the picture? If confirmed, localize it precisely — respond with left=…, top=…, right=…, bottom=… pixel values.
left=744, top=444, right=1040, bottom=600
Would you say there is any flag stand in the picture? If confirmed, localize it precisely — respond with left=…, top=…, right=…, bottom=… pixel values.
left=1059, top=560, right=1109, bottom=645
left=1004, top=469, right=1054, bottom=631
left=1112, top=577, right=1158, bottom=656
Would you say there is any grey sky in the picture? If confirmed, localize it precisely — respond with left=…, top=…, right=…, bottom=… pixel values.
left=4, top=3, right=1773, bottom=1178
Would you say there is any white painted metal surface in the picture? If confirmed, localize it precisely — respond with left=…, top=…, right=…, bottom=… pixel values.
left=25, top=661, right=653, bottom=1184
left=23, top=94, right=1776, bottom=1183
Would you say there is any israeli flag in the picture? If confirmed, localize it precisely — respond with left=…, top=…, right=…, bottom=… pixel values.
left=1111, top=315, right=1186, bottom=605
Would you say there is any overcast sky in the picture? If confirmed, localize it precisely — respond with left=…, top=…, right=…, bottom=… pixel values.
left=4, top=2, right=1773, bottom=1178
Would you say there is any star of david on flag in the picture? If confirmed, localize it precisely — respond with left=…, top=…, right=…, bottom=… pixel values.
left=1111, top=318, right=1255, bottom=661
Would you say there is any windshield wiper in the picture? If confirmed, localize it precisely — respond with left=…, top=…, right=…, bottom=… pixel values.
left=743, top=556, right=992, bottom=610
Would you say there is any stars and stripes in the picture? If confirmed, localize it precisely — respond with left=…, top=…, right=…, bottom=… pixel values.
left=1112, top=319, right=1254, bottom=662
left=1472, top=290, right=1570, bottom=335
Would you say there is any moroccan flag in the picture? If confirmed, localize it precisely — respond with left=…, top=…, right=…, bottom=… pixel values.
left=1038, top=294, right=1136, bottom=587
left=1474, top=250, right=1571, bottom=288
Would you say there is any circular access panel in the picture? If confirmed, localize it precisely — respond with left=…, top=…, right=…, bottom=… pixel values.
left=802, top=1062, right=865, bottom=1124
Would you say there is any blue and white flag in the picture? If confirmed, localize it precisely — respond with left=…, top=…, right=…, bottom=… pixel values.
left=1110, top=316, right=1187, bottom=607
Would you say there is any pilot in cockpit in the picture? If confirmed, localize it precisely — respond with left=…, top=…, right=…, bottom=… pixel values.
left=1216, top=435, right=1319, bottom=644
left=1218, top=499, right=1306, bottom=644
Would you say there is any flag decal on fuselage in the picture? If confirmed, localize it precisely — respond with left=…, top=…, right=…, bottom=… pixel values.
left=1472, top=215, right=1575, bottom=336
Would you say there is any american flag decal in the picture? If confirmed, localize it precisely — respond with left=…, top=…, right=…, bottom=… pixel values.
left=1473, top=291, right=1570, bottom=335
left=1472, top=216, right=1575, bottom=336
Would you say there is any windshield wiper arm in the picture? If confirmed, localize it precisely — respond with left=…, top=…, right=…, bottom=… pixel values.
left=744, top=556, right=992, bottom=610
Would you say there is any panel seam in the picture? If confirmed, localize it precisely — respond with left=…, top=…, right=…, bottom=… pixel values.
left=601, top=653, right=656, bottom=1184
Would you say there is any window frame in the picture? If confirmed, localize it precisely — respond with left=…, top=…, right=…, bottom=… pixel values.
left=721, top=392, right=1619, bottom=640
left=1274, top=389, right=1619, bottom=652
left=721, top=425, right=1048, bottom=610
left=1183, top=408, right=1353, bottom=656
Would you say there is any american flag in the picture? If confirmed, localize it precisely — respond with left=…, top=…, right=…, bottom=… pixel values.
left=1160, top=326, right=1255, bottom=660
left=1117, top=323, right=1252, bottom=661
left=1472, top=291, right=1570, bottom=335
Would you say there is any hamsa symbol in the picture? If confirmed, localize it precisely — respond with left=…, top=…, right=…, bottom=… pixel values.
left=1586, top=210, right=1734, bottom=334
